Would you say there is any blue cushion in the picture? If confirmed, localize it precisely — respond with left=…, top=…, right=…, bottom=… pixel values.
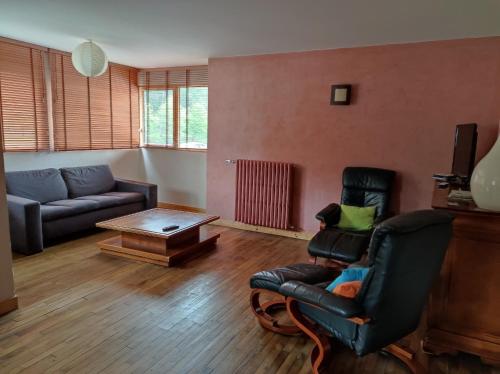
left=5, top=168, right=68, bottom=203
left=325, top=267, right=369, bottom=293
left=60, top=165, right=115, bottom=198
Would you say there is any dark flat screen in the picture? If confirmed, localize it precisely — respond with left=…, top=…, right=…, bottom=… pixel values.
left=452, top=124, right=477, bottom=178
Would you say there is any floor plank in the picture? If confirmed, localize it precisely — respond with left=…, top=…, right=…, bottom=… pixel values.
left=0, top=227, right=498, bottom=373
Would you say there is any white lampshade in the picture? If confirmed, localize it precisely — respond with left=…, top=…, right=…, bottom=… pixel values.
left=470, top=123, right=500, bottom=211
left=72, top=41, right=108, bottom=77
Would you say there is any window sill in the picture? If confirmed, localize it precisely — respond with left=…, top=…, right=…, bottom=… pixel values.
left=4, top=146, right=141, bottom=153
left=141, top=145, right=207, bottom=153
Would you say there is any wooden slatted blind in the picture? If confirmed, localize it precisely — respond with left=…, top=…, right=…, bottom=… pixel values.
left=0, top=39, right=49, bottom=151
left=111, top=64, right=140, bottom=149
left=50, top=51, right=140, bottom=151
left=89, top=62, right=112, bottom=149
left=138, top=66, right=208, bottom=149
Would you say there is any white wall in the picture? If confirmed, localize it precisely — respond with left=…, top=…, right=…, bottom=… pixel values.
left=141, top=149, right=207, bottom=209
left=4, top=148, right=207, bottom=209
left=4, top=149, right=146, bottom=181
left=0, top=152, right=15, bottom=302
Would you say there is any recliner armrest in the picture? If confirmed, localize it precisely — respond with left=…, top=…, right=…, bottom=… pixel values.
left=315, top=203, right=341, bottom=227
left=7, top=194, right=43, bottom=255
left=279, top=280, right=364, bottom=318
left=115, top=179, right=158, bottom=210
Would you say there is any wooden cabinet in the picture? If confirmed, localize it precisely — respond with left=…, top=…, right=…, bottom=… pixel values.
left=425, top=185, right=500, bottom=365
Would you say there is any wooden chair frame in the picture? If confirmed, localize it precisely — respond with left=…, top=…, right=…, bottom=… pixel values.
left=249, top=261, right=345, bottom=335
left=249, top=289, right=301, bottom=335
left=285, top=297, right=427, bottom=374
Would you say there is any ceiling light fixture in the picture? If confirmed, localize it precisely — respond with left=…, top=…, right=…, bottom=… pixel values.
left=71, top=41, right=108, bottom=77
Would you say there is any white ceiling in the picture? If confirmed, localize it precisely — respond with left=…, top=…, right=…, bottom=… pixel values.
left=1, top=0, right=500, bottom=68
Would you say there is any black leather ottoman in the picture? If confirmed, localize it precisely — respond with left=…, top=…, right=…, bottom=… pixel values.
left=249, top=263, right=339, bottom=335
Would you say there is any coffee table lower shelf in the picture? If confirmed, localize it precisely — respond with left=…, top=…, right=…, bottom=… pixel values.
left=98, top=231, right=220, bottom=267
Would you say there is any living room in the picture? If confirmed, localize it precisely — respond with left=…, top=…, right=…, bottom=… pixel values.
left=0, top=1, right=499, bottom=373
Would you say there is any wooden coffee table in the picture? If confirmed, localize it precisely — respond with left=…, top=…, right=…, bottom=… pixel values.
left=96, top=208, right=220, bottom=267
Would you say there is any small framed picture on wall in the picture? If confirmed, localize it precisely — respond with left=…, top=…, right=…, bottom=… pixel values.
left=331, top=84, right=351, bottom=105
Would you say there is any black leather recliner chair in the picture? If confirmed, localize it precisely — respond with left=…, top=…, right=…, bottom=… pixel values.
left=308, top=167, right=396, bottom=264
left=278, top=210, right=454, bottom=373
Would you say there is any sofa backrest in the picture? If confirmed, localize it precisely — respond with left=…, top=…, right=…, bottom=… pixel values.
left=5, top=168, right=68, bottom=203
left=60, top=165, right=115, bottom=198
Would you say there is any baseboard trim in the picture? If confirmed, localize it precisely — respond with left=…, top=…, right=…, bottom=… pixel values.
left=158, top=202, right=207, bottom=213
left=0, top=296, right=18, bottom=317
left=210, top=219, right=314, bottom=241
left=156, top=203, right=314, bottom=241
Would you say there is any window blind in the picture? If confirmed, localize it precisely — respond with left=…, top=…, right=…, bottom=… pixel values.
left=0, top=39, right=49, bottom=152
left=50, top=51, right=140, bottom=151
left=138, top=66, right=208, bottom=149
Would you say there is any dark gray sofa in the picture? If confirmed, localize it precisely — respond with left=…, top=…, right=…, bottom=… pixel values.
left=6, top=165, right=157, bottom=255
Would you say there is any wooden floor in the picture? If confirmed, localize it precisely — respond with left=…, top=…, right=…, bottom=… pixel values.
left=0, top=226, right=498, bottom=374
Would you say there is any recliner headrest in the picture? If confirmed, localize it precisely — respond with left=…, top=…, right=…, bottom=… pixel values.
left=342, top=167, right=395, bottom=192
left=367, top=209, right=454, bottom=264
left=375, top=209, right=454, bottom=234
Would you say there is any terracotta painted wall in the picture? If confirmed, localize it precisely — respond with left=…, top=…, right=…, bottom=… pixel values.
left=207, top=37, right=500, bottom=231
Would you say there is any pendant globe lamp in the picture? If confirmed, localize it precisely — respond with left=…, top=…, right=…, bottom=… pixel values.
left=470, top=123, right=500, bottom=211
left=71, top=41, right=108, bottom=77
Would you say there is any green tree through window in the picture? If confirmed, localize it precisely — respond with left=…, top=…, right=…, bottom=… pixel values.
left=144, top=89, right=174, bottom=146
left=179, top=87, right=208, bottom=148
left=143, top=86, right=208, bottom=149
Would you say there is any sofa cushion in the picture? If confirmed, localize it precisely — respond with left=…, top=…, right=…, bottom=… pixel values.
left=42, top=202, right=145, bottom=240
left=5, top=168, right=68, bottom=203
left=75, top=192, right=144, bottom=209
left=41, top=199, right=100, bottom=221
left=41, top=205, right=76, bottom=221
left=60, top=165, right=115, bottom=198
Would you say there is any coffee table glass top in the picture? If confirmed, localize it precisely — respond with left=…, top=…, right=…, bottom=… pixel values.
left=96, top=208, right=220, bottom=238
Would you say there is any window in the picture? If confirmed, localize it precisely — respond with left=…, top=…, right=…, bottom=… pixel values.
left=0, top=37, right=141, bottom=152
left=179, top=86, right=208, bottom=149
left=50, top=51, right=140, bottom=151
left=1, top=38, right=207, bottom=153
left=144, top=89, right=174, bottom=146
left=0, top=39, right=50, bottom=152
left=139, top=66, right=208, bottom=150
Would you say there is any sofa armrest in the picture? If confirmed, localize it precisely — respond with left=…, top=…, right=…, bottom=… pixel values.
left=315, top=203, right=341, bottom=228
left=7, top=194, right=43, bottom=255
left=115, top=179, right=158, bottom=210
left=279, top=280, right=364, bottom=318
